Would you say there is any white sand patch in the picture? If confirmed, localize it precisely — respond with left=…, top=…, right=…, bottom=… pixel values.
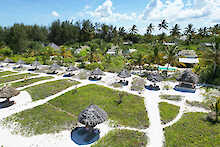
left=0, top=91, right=32, bottom=119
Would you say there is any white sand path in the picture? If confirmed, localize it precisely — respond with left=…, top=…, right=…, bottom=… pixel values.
left=0, top=68, right=213, bottom=147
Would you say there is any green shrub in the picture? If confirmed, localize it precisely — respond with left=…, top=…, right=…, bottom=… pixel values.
left=85, top=63, right=104, bottom=70
left=0, top=47, right=13, bottom=56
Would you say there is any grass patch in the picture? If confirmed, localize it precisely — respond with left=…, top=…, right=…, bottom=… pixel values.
left=159, top=94, right=182, bottom=101
left=92, top=129, right=148, bottom=147
left=49, top=84, right=149, bottom=129
left=2, top=104, right=77, bottom=136
left=11, top=76, right=54, bottom=88
left=159, top=102, right=180, bottom=124
left=164, top=112, right=220, bottom=147
left=25, top=79, right=79, bottom=101
left=0, top=73, right=38, bottom=83
left=186, top=100, right=210, bottom=110
left=111, top=82, right=122, bottom=88
left=0, top=71, right=17, bottom=77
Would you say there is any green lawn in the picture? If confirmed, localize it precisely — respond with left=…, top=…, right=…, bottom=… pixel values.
left=0, top=71, right=17, bottom=77
left=11, top=76, right=54, bottom=88
left=25, top=79, right=79, bottom=101
left=0, top=73, right=38, bottom=83
left=2, top=104, right=76, bottom=136
left=159, top=102, right=180, bottom=124
left=49, top=84, right=149, bottom=129
left=164, top=112, right=220, bottom=147
left=92, top=129, right=148, bottom=147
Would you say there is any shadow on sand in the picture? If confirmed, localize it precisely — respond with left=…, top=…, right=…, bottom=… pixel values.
left=71, top=127, right=100, bottom=145
left=0, top=100, right=15, bottom=109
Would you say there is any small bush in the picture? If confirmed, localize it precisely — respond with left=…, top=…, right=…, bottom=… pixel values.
left=85, top=63, right=104, bottom=71
left=160, top=94, right=182, bottom=101
left=186, top=100, right=210, bottom=110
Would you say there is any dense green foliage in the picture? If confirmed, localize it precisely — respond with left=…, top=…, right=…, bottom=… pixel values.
left=164, top=112, right=220, bottom=146
left=159, top=102, right=180, bottom=124
left=49, top=84, right=149, bottom=129
left=11, top=76, right=54, bottom=88
left=25, top=79, right=79, bottom=101
left=92, top=129, right=148, bottom=147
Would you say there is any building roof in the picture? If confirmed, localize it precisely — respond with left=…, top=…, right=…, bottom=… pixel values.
left=163, top=42, right=176, bottom=46
left=48, top=43, right=60, bottom=50
left=179, top=58, right=199, bottom=64
left=178, top=50, right=198, bottom=58
left=123, top=41, right=133, bottom=45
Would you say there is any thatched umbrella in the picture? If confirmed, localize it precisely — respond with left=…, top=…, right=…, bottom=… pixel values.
left=16, top=60, right=25, bottom=65
left=32, top=61, right=41, bottom=68
left=78, top=104, right=108, bottom=128
left=118, top=69, right=131, bottom=78
left=90, top=68, right=104, bottom=76
left=147, top=72, right=164, bottom=83
left=4, top=58, right=13, bottom=63
left=177, top=70, right=199, bottom=84
left=66, top=65, right=78, bottom=72
left=0, top=86, right=20, bottom=100
left=49, top=63, right=60, bottom=71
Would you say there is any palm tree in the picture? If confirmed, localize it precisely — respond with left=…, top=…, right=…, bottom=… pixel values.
left=158, top=19, right=168, bottom=32
left=201, top=37, right=220, bottom=79
left=184, top=24, right=195, bottom=45
left=130, top=25, right=138, bottom=34
left=132, top=52, right=147, bottom=73
left=129, top=25, right=138, bottom=43
left=118, top=27, right=126, bottom=39
left=146, top=23, right=154, bottom=35
left=170, top=24, right=181, bottom=38
left=164, top=45, right=179, bottom=69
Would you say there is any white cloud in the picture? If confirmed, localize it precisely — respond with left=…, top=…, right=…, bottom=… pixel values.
left=51, top=11, right=60, bottom=17
left=141, top=0, right=220, bottom=25
left=88, top=0, right=137, bottom=22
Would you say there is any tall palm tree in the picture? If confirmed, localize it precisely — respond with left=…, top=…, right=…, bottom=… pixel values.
left=130, top=25, right=138, bottom=35
left=146, top=23, right=154, bottom=35
left=184, top=24, right=195, bottom=45
left=164, top=45, right=179, bottom=69
left=132, top=52, right=147, bottom=73
left=158, top=19, right=168, bottom=32
left=170, top=24, right=181, bottom=38
left=118, top=27, right=126, bottom=38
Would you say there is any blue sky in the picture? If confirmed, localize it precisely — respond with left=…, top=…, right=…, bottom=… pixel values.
left=1, top=0, right=220, bottom=34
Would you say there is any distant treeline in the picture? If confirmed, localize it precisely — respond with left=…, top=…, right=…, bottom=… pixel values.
left=0, top=19, right=220, bottom=54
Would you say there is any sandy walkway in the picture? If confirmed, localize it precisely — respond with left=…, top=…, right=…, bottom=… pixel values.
left=0, top=66, right=212, bottom=147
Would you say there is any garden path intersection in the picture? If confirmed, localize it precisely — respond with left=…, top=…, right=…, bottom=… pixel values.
left=0, top=67, right=210, bottom=147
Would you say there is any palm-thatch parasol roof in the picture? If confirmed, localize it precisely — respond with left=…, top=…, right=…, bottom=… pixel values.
left=147, top=72, right=164, bottom=83
left=90, top=68, right=104, bottom=76
left=4, top=58, right=13, bottom=63
left=32, top=61, right=41, bottom=67
left=0, top=86, right=20, bottom=99
left=118, top=69, right=131, bottom=78
left=176, top=69, right=199, bottom=84
left=66, top=65, right=78, bottom=72
left=16, top=60, right=25, bottom=65
left=78, top=104, right=108, bottom=128
left=49, top=63, right=60, bottom=71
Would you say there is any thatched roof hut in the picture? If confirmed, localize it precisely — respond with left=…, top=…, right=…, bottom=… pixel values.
left=16, top=60, right=25, bottom=65
left=118, top=69, right=131, bottom=78
left=32, top=61, right=41, bottom=67
left=0, top=86, right=20, bottom=99
left=78, top=104, right=108, bottom=128
left=177, top=70, right=199, bottom=84
left=66, top=65, right=78, bottom=72
left=4, top=58, right=13, bottom=63
left=49, top=63, right=60, bottom=71
left=90, top=68, right=104, bottom=76
left=147, top=72, right=164, bottom=83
